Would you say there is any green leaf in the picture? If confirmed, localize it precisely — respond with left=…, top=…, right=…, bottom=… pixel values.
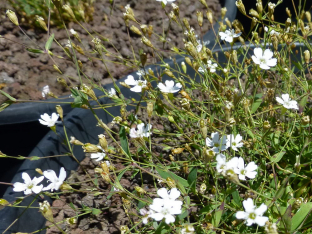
left=281, top=205, right=292, bottom=232
left=45, top=33, right=54, bottom=51
left=0, top=90, right=16, bottom=102
left=155, top=221, right=170, bottom=234
left=269, top=151, right=286, bottom=163
left=275, top=176, right=290, bottom=199
left=187, top=167, right=197, bottom=192
left=212, top=202, right=224, bottom=227
left=299, top=95, right=308, bottom=109
left=92, top=208, right=101, bottom=215
left=251, top=98, right=262, bottom=114
left=291, top=202, right=312, bottom=231
left=232, top=190, right=241, bottom=207
left=119, top=126, right=130, bottom=157
left=26, top=48, right=44, bottom=54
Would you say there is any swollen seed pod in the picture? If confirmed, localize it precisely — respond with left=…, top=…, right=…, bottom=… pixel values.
left=6, top=10, right=19, bottom=26
left=98, top=134, right=108, bottom=151
left=62, top=4, right=76, bottom=19
left=197, top=11, right=203, bottom=27
left=235, top=0, right=246, bottom=15
left=83, top=143, right=100, bottom=153
left=36, top=16, right=48, bottom=31
left=304, top=50, right=310, bottom=64
left=56, top=105, right=63, bottom=120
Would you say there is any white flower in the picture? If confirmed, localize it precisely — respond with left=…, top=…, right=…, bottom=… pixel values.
left=65, top=40, right=72, bottom=48
left=158, top=80, right=182, bottom=93
left=42, top=85, right=50, bottom=98
left=140, top=208, right=154, bottom=224
left=136, top=69, right=146, bottom=77
left=108, top=88, right=116, bottom=97
left=206, top=132, right=228, bottom=153
left=264, top=26, right=268, bottom=32
left=13, top=172, right=44, bottom=195
left=236, top=198, right=268, bottom=226
left=269, top=29, right=279, bottom=36
left=219, top=29, right=241, bottom=43
left=198, top=60, right=218, bottom=73
left=234, top=157, right=258, bottom=180
left=130, top=123, right=152, bottom=138
left=124, top=75, right=147, bottom=93
left=39, top=113, right=60, bottom=127
left=181, top=224, right=195, bottom=234
left=276, top=94, right=298, bottom=110
left=252, top=48, right=277, bottom=70
left=90, top=146, right=106, bottom=161
left=149, top=188, right=182, bottom=224
left=43, top=167, right=66, bottom=192
left=70, top=29, right=77, bottom=35
left=216, top=154, right=239, bottom=175
left=226, top=134, right=244, bottom=151
left=156, top=0, right=176, bottom=5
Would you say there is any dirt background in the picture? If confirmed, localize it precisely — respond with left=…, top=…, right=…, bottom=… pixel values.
left=0, top=0, right=221, bottom=102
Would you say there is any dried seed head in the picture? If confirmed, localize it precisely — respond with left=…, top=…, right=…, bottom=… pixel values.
left=263, top=120, right=271, bottom=130
left=301, top=115, right=310, bottom=125
left=6, top=10, right=19, bottom=26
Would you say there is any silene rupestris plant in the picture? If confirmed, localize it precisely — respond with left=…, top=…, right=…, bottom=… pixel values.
left=2, top=0, right=312, bottom=233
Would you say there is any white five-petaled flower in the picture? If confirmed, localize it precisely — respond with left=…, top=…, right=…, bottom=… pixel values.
left=42, top=85, right=50, bottom=98
left=90, top=146, right=106, bottom=162
left=13, top=172, right=44, bottom=195
left=216, top=154, right=239, bottom=175
left=219, top=29, right=241, bottom=43
left=236, top=198, right=269, bottom=226
left=130, top=123, right=152, bottom=138
left=140, top=208, right=154, bottom=224
left=276, top=94, right=298, bottom=110
left=226, top=134, right=244, bottom=151
left=43, top=167, right=66, bottom=192
left=124, top=75, right=147, bottom=93
left=206, top=132, right=228, bottom=153
left=108, top=88, right=116, bottom=97
left=70, top=29, right=77, bottom=35
left=158, top=80, right=182, bottom=93
left=39, top=113, right=60, bottom=127
left=149, top=188, right=182, bottom=224
left=156, top=0, right=176, bottom=5
left=252, top=48, right=277, bottom=70
left=234, top=157, right=258, bottom=180
left=198, top=60, right=218, bottom=73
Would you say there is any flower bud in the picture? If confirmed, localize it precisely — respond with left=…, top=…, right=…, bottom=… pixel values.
left=231, top=50, right=238, bottom=64
left=62, top=4, right=76, bottom=19
left=206, top=11, right=213, bottom=24
left=147, top=102, right=153, bottom=117
left=36, top=16, right=48, bottom=31
left=53, top=64, right=62, bottom=74
left=183, top=18, right=191, bottom=31
left=171, top=148, right=184, bottom=154
left=304, top=50, right=310, bottom=64
left=302, top=115, right=310, bottom=125
left=305, top=11, right=311, bottom=22
left=166, top=177, right=176, bottom=188
left=55, top=105, right=63, bottom=120
left=249, top=9, right=259, bottom=18
left=271, top=35, right=278, bottom=51
left=35, top=168, right=43, bottom=175
left=60, top=182, right=73, bottom=191
left=181, top=61, right=187, bottom=73
left=141, top=36, right=154, bottom=48
left=39, top=201, right=54, bottom=223
left=70, top=136, right=84, bottom=145
left=185, top=57, right=192, bottom=67
left=197, top=11, right=203, bottom=27
left=172, top=3, right=179, bottom=16
left=6, top=10, right=19, bottom=26
left=130, top=25, right=142, bottom=36
left=225, top=17, right=231, bottom=28
left=251, top=17, right=258, bottom=29
left=199, top=183, right=207, bottom=194
left=235, top=0, right=246, bottom=15
left=185, top=42, right=198, bottom=58
left=98, top=134, right=108, bottom=151
left=199, top=0, right=208, bottom=8
left=83, top=143, right=100, bottom=152
left=80, top=84, right=97, bottom=100
left=135, top=186, right=146, bottom=194
left=221, top=7, right=227, bottom=19
left=256, top=0, right=263, bottom=14
left=263, top=120, right=271, bottom=130
left=119, top=82, right=131, bottom=89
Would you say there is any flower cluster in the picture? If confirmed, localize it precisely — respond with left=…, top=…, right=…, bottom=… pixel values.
left=206, top=132, right=243, bottom=153
left=141, top=188, right=182, bottom=224
left=124, top=75, right=147, bottom=93
left=130, top=123, right=152, bottom=138
left=13, top=167, right=66, bottom=195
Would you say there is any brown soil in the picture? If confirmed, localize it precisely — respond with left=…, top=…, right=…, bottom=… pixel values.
left=0, top=0, right=221, bottom=103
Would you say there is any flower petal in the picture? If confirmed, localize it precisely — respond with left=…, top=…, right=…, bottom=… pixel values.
left=235, top=211, right=247, bottom=219
left=255, top=203, right=267, bottom=216
left=157, top=188, right=169, bottom=199
left=169, top=188, right=180, bottom=200
left=253, top=47, right=263, bottom=58
left=125, top=75, right=137, bottom=86
left=59, top=167, right=66, bottom=182
left=255, top=216, right=269, bottom=226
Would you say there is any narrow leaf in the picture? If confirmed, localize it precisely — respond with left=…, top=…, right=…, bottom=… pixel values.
left=269, top=151, right=286, bottom=163
left=45, top=33, right=54, bottom=51
left=291, top=202, right=312, bottom=231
